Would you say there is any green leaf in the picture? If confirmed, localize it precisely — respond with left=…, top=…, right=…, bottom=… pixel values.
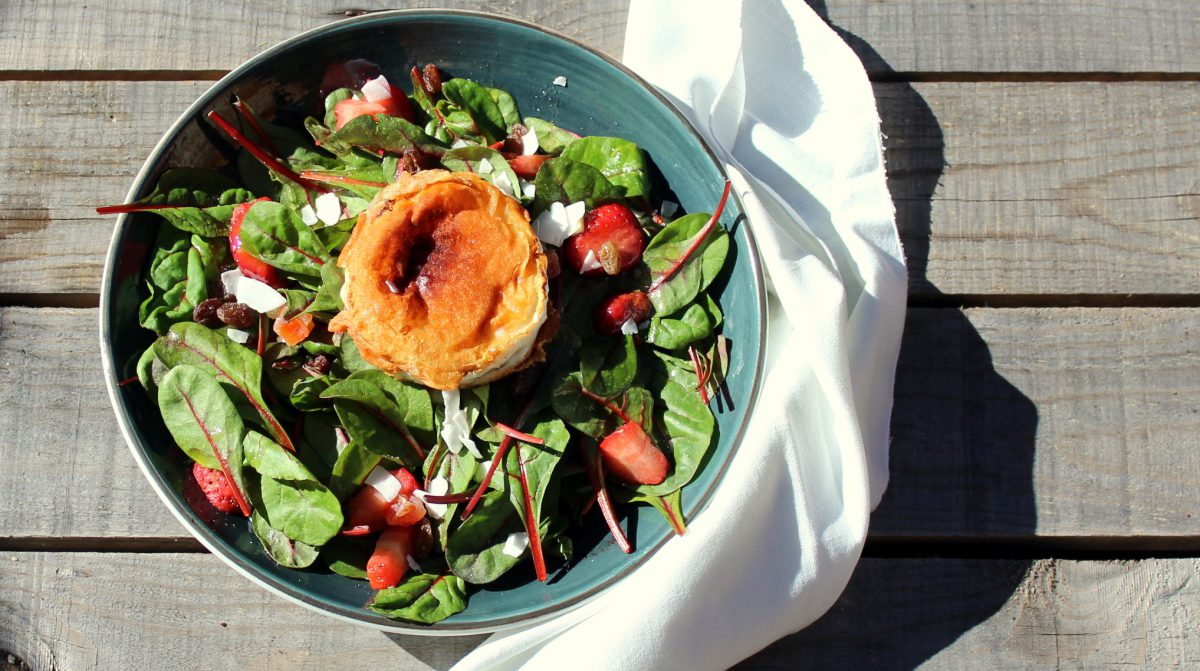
left=550, top=371, right=608, bottom=438
left=322, top=88, right=357, bottom=128
left=643, top=212, right=730, bottom=316
left=579, top=335, right=637, bottom=398
left=336, top=334, right=377, bottom=374
left=322, top=370, right=433, bottom=468
left=307, top=262, right=345, bottom=314
left=626, top=488, right=687, bottom=535
left=153, top=322, right=294, bottom=451
left=560, top=136, right=650, bottom=199
left=635, top=379, right=716, bottom=497
left=488, top=87, right=521, bottom=131
left=315, top=218, right=356, bottom=255
left=445, top=489, right=525, bottom=584
left=369, top=570, right=469, bottom=624
left=123, top=168, right=256, bottom=236
left=441, top=78, right=508, bottom=144
left=325, top=113, right=448, bottom=159
left=321, top=536, right=373, bottom=579
left=289, top=374, right=331, bottom=411
left=530, top=157, right=620, bottom=217
left=237, top=201, right=331, bottom=278
left=645, top=294, right=721, bottom=350
left=244, top=432, right=342, bottom=546
left=157, top=365, right=249, bottom=513
left=504, top=414, right=569, bottom=533
left=138, top=229, right=226, bottom=335
left=328, top=438, right=382, bottom=501
left=441, top=146, right=520, bottom=196
left=524, top=117, right=575, bottom=156
left=251, top=510, right=319, bottom=568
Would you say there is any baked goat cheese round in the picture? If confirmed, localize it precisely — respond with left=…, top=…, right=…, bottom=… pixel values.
left=329, top=169, right=552, bottom=390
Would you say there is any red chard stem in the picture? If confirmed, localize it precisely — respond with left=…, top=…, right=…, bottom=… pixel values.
left=514, top=443, right=548, bottom=581
left=582, top=451, right=632, bottom=553
left=207, top=110, right=328, bottom=193
left=648, top=179, right=732, bottom=294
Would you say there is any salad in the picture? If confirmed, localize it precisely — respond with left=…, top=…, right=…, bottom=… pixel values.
left=100, top=61, right=733, bottom=624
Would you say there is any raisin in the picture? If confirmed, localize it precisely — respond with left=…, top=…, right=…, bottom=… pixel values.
left=412, top=518, right=434, bottom=559
left=305, top=354, right=331, bottom=376
left=544, top=247, right=561, bottom=279
left=421, top=63, right=443, bottom=98
left=192, top=297, right=226, bottom=327
left=217, top=302, right=257, bottom=329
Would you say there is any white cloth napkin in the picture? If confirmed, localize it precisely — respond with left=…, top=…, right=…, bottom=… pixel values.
left=452, top=0, right=906, bottom=667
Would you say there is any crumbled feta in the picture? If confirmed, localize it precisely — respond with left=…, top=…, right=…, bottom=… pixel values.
left=220, top=269, right=243, bottom=296
left=299, top=203, right=319, bottom=227
left=234, top=275, right=286, bottom=315
left=660, top=200, right=679, bottom=218
left=580, top=249, right=603, bottom=273
left=478, top=158, right=494, bottom=175
left=364, top=466, right=401, bottom=501
left=314, top=192, right=342, bottom=227
left=226, top=328, right=251, bottom=344
left=493, top=171, right=516, bottom=199
left=502, top=532, right=530, bottom=557
left=414, top=477, right=450, bottom=520
left=361, top=75, right=393, bottom=102
left=520, top=179, right=536, bottom=199
left=451, top=138, right=472, bottom=149
left=334, top=428, right=349, bottom=455
left=440, top=390, right=480, bottom=458
left=521, top=126, right=540, bottom=156
left=552, top=75, right=568, bottom=87
left=531, top=200, right=586, bottom=247
left=620, top=318, right=639, bottom=336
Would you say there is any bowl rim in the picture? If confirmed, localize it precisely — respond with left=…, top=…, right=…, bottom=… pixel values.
left=98, top=7, right=767, bottom=636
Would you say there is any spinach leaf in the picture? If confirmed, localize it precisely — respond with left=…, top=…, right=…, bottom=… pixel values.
left=623, top=386, right=656, bottom=433
left=321, top=535, right=373, bottom=579
left=289, top=375, right=331, bottom=411
left=487, top=87, right=521, bottom=131
left=643, top=212, right=729, bottom=316
left=635, top=379, right=716, bottom=497
left=336, top=334, right=376, bottom=374
left=322, top=370, right=433, bottom=468
left=369, top=569, right=469, bottom=623
left=626, top=488, right=687, bottom=535
left=325, top=114, right=448, bottom=160
left=251, top=510, right=319, bottom=568
left=441, top=78, right=508, bottom=143
left=328, top=438, right=382, bottom=501
left=322, top=88, right=357, bottom=128
left=316, top=218, right=356, bottom=255
left=445, top=489, right=525, bottom=584
left=504, top=414, right=569, bottom=535
left=550, top=371, right=608, bottom=439
left=441, top=146, right=520, bottom=196
left=237, top=200, right=331, bottom=278
left=523, top=117, right=575, bottom=156
left=579, top=335, right=637, bottom=398
left=243, top=431, right=342, bottom=546
left=306, top=262, right=345, bottom=314
left=153, top=322, right=294, bottom=452
left=530, top=157, right=620, bottom=217
left=645, top=294, right=722, bottom=350
left=121, top=168, right=255, bottom=236
left=560, top=137, right=650, bottom=199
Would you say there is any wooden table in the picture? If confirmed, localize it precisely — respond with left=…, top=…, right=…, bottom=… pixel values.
left=3, top=1, right=1198, bottom=668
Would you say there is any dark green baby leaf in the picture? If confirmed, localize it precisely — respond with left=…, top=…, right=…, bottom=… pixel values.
left=243, top=431, right=342, bottom=546
left=550, top=371, right=607, bottom=439
left=369, top=569, right=469, bottom=624
left=321, top=535, right=373, bottom=579
left=579, top=335, right=637, bottom=398
left=643, top=212, right=729, bottom=316
left=306, top=262, right=345, bottom=314
left=645, top=294, right=722, bottom=350
left=323, top=370, right=433, bottom=468
left=441, top=78, right=508, bottom=144
left=328, top=438, right=382, bottom=501
left=487, top=87, right=521, bottom=131
left=523, top=117, right=575, bottom=156
left=237, top=201, right=331, bottom=278
left=326, top=113, right=448, bottom=160
left=635, top=379, right=715, bottom=497
left=441, top=146, right=520, bottom=197
left=120, top=168, right=255, bottom=236
left=530, top=157, right=620, bottom=217
left=251, top=510, right=319, bottom=568
left=560, top=136, right=650, bottom=199
left=445, top=489, right=525, bottom=584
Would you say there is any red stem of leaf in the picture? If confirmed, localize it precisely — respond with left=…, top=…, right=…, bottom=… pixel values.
left=232, top=98, right=279, bottom=156
left=647, top=179, right=732, bottom=294
left=660, top=496, right=687, bottom=536
left=421, top=491, right=473, bottom=505
left=298, top=170, right=387, bottom=188
left=461, top=436, right=512, bottom=520
left=423, top=443, right=446, bottom=491
left=96, top=203, right=190, bottom=215
left=582, top=451, right=632, bottom=553
left=495, top=422, right=544, bottom=445
left=578, top=387, right=632, bottom=423
left=117, top=375, right=139, bottom=387
left=514, top=443, right=548, bottom=581
left=179, top=388, right=252, bottom=516
left=688, top=346, right=711, bottom=404
left=207, top=110, right=328, bottom=193
left=399, top=427, right=426, bottom=461
left=256, top=313, right=268, bottom=358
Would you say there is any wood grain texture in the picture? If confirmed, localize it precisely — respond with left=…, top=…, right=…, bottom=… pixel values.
left=0, top=0, right=629, bottom=72
left=2, top=553, right=1198, bottom=670
left=3, top=1, right=1199, bottom=74
left=2, top=81, right=1199, bottom=296
left=4, top=307, right=1200, bottom=544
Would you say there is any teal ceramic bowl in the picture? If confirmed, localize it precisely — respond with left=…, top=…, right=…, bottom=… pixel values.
left=100, top=10, right=765, bottom=634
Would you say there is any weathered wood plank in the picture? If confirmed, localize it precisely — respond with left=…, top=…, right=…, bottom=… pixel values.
left=4, top=1, right=1199, bottom=74
left=2, top=81, right=1199, bottom=296
left=2, top=553, right=1197, bottom=669
left=3, top=307, right=1199, bottom=544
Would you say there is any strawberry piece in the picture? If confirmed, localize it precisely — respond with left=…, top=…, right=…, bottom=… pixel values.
left=598, top=422, right=669, bottom=485
left=507, top=153, right=549, bottom=179
left=394, top=468, right=419, bottom=497
left=367, top=526, right=416, bottom=589
left=229, top=198, right=283, bottom=287
left=593, top=290, right=652, bottom=336
left=191, top=462, right=244, bottom=515
left=342, top=468, right=420, bottom=535
left=333, top=90, right=416, bottom=129
left=385, top=494, right=427, bottom=527
left=563, top=203, right=646, bottom=276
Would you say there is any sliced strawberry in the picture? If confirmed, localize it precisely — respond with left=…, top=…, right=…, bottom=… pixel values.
left=507, top=153, right=549, bottom=179
left=343, top=468, right=420, bottom=535
left=333, top=91, right=415, bottom=129
left=563, top=203, right=646, bottom=276
left=394, top=468, right=419, bottom=497
left=598, top=422, right=669, bottom=485
left=593, top=290, right=653, bottom=336
left=229, top=198, right=283, bottom=287
left=385, top=494, right=427, bottom=527
left=367, top=526, right=416, bottom=589
left=191, top=462, right=244, bottom=515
